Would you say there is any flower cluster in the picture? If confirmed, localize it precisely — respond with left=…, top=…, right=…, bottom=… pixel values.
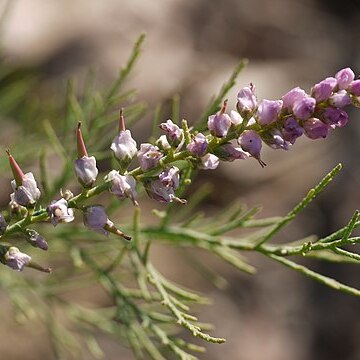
left=0, top=67, right=359, bottom=274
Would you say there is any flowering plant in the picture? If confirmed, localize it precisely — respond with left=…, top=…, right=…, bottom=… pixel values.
left=0, top=35, right=359, bottom=359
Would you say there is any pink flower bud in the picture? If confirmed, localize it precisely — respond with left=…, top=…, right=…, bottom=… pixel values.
left=47, top=198, right=75, bottom=226
left=282, top=117, right=304, bottom=144
left=74, top=156, right=98, bottom=188
left=159, top=166, right=180, bottom=189
left=106, top=170, right=138, bottom=206
left=208, top=100, right=232, bottom=137
left=137, top=143, right=163, bottom=171
left=256, top=99, right=283, bottom=125
left=159, top=119, right=183, bottom=144
left=320, top=108, right=348, bottom=128
left=83, top=205, right=131, bottom=240
left=261, top=130, right=291, bottom=150
left=348, top=79, right=360, bottom=96
left=311, top=77, right=337, bottom=102
left=145, top=179, right=186, bottom=204
left=237, top=84, right=257, bottom=119
left=111, top=130, right=137, bottom=164
left=335, top=67, right=355, bottom=90
left=11, top=172, right=41, bottom=207
left=187, top=133, right=208, bottom=157
left=230, top=110, right=243, bottom=126
left=2, top=246, right=31, bottom=271
left=214, top=143, right=249, bottom=161
left=292, top=95, right=316, bottom=120
left=199, top=154, right=219, bottom=170
left=329, top=90, right=351, bottom=108
left=238, top=130, right=266, bottom=167
left=303, top=118, right=329, bottom=139
left=24, top=229, right=48, bottom=251
left=282, top=87, right=307, bottom=111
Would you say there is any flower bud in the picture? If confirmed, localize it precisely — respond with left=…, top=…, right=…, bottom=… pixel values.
left=292, top=95, right=316, bottom=120
left=237, top=84, right=257, bottom=119
left=111, top=131, right=137, bottom=167
left=320, top=108, right=348, bottom=128
left=159, top=119, right=183, bottom=144
left=7, top=150, right=41, bottom=207
left=348, top=79, right=360, bottom=96
left=256, top=99, right=282, bottom=125
left=230, top=110, right=243, bottom=126
left=281, top=117, right=304, bottom=144
left=282, top=87, right=307, bottom=111
left=47, top=198, right=75, bottom=226
left=159, top=166, right=180, bottom=189
left=0, top=246, right=31, bottom=271
left=311, top=77, right=337, bottom=102
left=199, top=154, right=219, bottom=170
left=75, top=123, right=98, bottom=188
left=187, top=133, right=208, bottom=157
left=208, top=100, right=232, bottom=137
left=214, top=143, right=249, bottom=161
left=155, top=135, right=171, bottom=151
left=74, top=156, right=98, bottom=188
left=137, top=143, right=163, bottom=171
left=335, top=67, right=355, bottom=90
left=238, top=130, right=266, bottom=167
left=24, top=229, right=48, bottom=250
left=303, top=118, right=329, bottom=139
left=261, top=130, right=291, bottom=150
left=106, top=170, right=138, bottom=206
left=10, top=172, right=41, bottom=207
left=329, top=90, right=351, bottom=108
left=145, top=179, right=186, bottom=204
left=83, top=205, right=131, bottom=240
left=0, top=214, right=8, bottom=235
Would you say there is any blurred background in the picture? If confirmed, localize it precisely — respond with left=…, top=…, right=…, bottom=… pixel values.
left=0, top=0, right=359, bottom=359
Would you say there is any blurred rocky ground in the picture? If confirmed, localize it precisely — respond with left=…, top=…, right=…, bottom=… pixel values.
left=0, top=0, right=359, bottom=359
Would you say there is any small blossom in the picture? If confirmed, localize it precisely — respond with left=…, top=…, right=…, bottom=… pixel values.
left=24, top=229, right=48, bottom=251
left=335, top=67, right=355, bottom=90
left=208, top=100, right=232, bottom=137
left=111, top=130, right=137, bottom=163
left=75, top=123, right=98, bottom=188
left=2, top=246, right=31, bottom=271
left=303, top=118, right=330, bottom=139
left=47, top=198, right=74, bottom=226
left=320, top=108, right=349, bottom=128
left=261, top=130, right=291, bottom=150
left=74, top=156, right=98, bottom=188
left=282, top=117, right=304, bottom=144
left=106, top=170, right=138, bottom=206
left=282, top=87, right=307, bottom=111
left=348, top=79, right=360, bottom=96
left=238, top=130, right=266, bottom=167
left=256, top=99, right=283, bottom=125
left=237, top=84, right=257, bottom=119
left=329, top=90, right=351, bottom=108
left=159, top=119, right=183, bottom=144
left=159, top=166, right=180, bottom=189
left=311, top=77, right=337, bottom=102
left=293, top=95, right=316, bottom=120
left=83, top=205, right=131, bottom=240
left=187, top=133, right=208, bottom=157
left=199, top=154, right=219, bottom=170
left=214, top=143, right=249, bottom=161
left=145, top=180, right=186, bottom=204
left=11, top=172, right=41, bottom=207
left=137, top=143, right=163, bottom=171
left=156, top=135, right=171, bottom=151
left=230, top=110, right=243, bottom=126
left=0, top=214, right=7, bottom=235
